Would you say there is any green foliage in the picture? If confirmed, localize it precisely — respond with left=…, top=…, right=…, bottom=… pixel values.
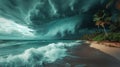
left=109, top=19, right=120, bottom=32
left=81, top=0, right=120, bottom=42
left=93, top=34, right=106, bottom=41
left=93, top=33, right=120, bottom=42
left=106, top=33, right=120, bottom=42
left=81, top=32, right=120, bottom=42
left=80, top=32, right=101, bottom=40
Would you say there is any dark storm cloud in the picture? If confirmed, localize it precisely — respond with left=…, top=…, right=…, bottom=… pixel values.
left=0, top=0, right=109, bottom=39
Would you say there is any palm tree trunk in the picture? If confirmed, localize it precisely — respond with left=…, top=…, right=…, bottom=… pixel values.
left=103, top=26, right=108, bottom=36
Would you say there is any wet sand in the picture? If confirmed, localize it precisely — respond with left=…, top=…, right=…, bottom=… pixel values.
left=46, top=42, right=120, bottom=67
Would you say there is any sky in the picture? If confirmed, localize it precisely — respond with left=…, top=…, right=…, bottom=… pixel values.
left=0, top=0, right=109, bottom=40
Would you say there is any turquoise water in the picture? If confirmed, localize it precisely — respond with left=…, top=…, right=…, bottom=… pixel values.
left=0, top=40, right=78, bottom=56
left=0, top=40, right=120, bottom=67
left=0, top=40, right=83, bottom=67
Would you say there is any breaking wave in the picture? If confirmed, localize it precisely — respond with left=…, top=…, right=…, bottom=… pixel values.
left=0, top=42, right=79, bottom=67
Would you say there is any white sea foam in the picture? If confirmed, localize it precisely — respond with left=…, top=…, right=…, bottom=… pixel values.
left=0, top=42, right=79, bottom=67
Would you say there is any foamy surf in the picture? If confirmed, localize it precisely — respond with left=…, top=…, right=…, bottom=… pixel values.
left=0, top=42, right=80, bottom=67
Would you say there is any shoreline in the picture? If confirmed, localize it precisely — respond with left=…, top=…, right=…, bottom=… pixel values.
left=86, top=41, right=120, bottom=60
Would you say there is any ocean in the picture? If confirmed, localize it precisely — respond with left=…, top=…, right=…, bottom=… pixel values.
left=0, top=40, right=120, bottom=67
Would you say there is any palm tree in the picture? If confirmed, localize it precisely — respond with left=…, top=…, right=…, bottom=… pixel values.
left=94, top=10, right=110, bottom=36
left=96, top=21, right=109, bottom=36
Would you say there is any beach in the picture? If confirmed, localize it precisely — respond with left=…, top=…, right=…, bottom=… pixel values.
left=86, top=41, right=120, bottom=60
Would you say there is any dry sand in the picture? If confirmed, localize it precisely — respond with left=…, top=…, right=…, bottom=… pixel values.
left=86, top=41, right=120, bottom=60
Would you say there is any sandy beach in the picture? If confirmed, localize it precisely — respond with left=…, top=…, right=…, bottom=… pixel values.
left=86, top=41, right=120, bottom=60
left=45, top=41, right=120, bottom=67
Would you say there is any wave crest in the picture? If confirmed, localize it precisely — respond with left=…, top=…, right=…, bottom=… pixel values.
left=0, top=42, right=79, bottom=67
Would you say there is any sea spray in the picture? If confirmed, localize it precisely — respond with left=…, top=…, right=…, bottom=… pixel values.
left=0, top=42, right=80, bottom=67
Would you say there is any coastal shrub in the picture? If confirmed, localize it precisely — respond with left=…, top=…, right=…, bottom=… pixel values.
left=93, top=34, right=106, bottom=41
left=106, top=33, right=120, bottom=42
left=93, top=33, right=120, bottom=42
